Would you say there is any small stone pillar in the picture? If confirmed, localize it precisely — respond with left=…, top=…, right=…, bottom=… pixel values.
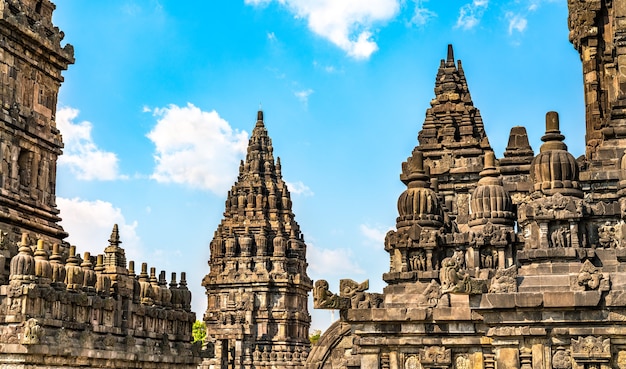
left=540, top=223, right=549, bottom=249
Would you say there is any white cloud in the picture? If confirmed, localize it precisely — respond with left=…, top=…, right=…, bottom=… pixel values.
left=506, top=12, right=527, bottom=34
left=307, top=243, right=363, bottom=276
left=285, top=180, right=314, bottom=196
left=146, top=103, right=249, bottom=194
left=267, top=31, right=277, bottom=41
left=56, top=107, right=125, bottom=181
left=57, top=197, right=143, bottom=263
left=246, top=0, right=401, bottom=59
left=410, top=0, right=436, bottom=26
left=360, top=224, right=393, bottom=245
left=455, top=0, right=488, bottom=30
left=294, top=88, right=314, bottom=106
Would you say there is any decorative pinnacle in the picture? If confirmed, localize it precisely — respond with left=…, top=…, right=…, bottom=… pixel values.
left=446, top=44, right=454, bottom=64
left=479, top=151, right=500, bottom=182
left=540, top=111, right=567, bottom=152
left=256, top=110, right=264, bottom=127
left=109, top=224, right=122, bottom=246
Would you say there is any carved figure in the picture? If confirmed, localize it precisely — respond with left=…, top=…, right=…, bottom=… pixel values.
left=455, top=355, right=470, bottom=369
left=489, top=266, right=518, bottom=293
left=571, top=336, right=610, bottom=356
left=313, top=280, right=349, bottom=310
left=409, top=249, right=427, bottom=271
left=440, top=257, right=460, bottom=293
left=598, top=221, right=619, bottom=248
left=551, top=227, right=570, bottom=248
left=21, top=318, right=43, bottom=345
left=575, top=260, right=608, bottom=291
left=405, top=355, right=421, bottom=369
left=420, top=346, right=451, bottom=365
left=552, top=349, right=572, bottom=369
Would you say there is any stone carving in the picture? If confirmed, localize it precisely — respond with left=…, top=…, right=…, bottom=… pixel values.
left=570, top=336, right=610, bottom=357
left=550, top=226, right=571, bottom=248
left=419, top=346, right=451, bottom=365
left=480, top=247, right=498, bottom=268
left=455, top=355, right=470, bottom=369
left=338, top=279, right=382, bottom=309
left=440, top=257, right=486, bottom=294
left=489, top=265, right=518, bottom=293
left=409, top=249, right=427, bottom=271
left=419, top=279, right=442, bottom=307
left=405, top=355, right=422, bottom=369
left=598, top=221, right=620, bottom=248
left=574, top=260, right=609, bottom=291
left=552, top=348, right=572, bottom=369
left=617, top=351, right=626, bottom=369
left=313, top=280, right=349, bottom=310
left=21, top=318, right=43, bottom=345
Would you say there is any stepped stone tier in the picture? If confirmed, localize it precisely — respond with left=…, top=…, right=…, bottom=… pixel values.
left=201, top=111, right=312, bottom=369
left=0, top=226, right=197, bottom=368
left=307, top=43, right=626, bottom=369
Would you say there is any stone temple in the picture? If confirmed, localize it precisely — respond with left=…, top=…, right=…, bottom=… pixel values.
left=1, top=0, right=626, bottom=368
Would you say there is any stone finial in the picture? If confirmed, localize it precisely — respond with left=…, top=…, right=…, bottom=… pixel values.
left=65, top=246, right=84, bottom=291
left=81, top=252, right=96, bottom=294
left=504, top=126, right=534, bottom=157
left=149, top=267, right=162, bottom=306
left=540, top=111, right=567, bottom=152
left=128, top=260, right=136, bottom=276
left=138, top=263, right=154, bottom=305
left=257, top=110, right=264, bottom=126
left=159, top=270, right=172, bottom=308
left=10, top=233, right=35, bottom=285
left=180, top=272, right=192, bottom=311
left=446, top=44, right=455, bottom=65
left=109, top=224, right=121, bottom=246
left=104, top=224, right=126, bottom=268
left=34, top=239, right=52, bottom=283
left=170, top=272, right=183, bottom=309
left=49, top=243, right=66, bottom=289
left=478, top=151, right=499, bottom=182
left=531, top=111, right=581, bottom=196
left=95, top=254, right=104, bottom=272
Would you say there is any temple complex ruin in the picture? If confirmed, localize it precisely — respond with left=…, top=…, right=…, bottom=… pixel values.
left=0, top=1, right=197, bottom=367
left=307, top=1, right=626, bottom=368
left=2, top=0, right=626, bottom=368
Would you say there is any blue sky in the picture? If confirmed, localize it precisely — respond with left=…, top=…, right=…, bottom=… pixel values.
left=51, top=0, right=582, bottom=331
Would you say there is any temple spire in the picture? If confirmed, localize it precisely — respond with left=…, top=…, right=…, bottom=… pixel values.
left=203, top=109, right=312, bottom=363
left=415, top=44, right=493, bottom=226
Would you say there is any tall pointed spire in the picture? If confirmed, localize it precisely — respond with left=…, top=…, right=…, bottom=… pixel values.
left=415, top=44, right=493, bottom=225
left=203, top=109, right=312, bottom=367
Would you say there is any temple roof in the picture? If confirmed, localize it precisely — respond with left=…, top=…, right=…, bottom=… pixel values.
left=418, top=44, right=490, bottom=151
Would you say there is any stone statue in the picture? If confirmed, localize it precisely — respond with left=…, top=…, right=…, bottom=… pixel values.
left=313, top=280, right=349, bottom=310
left=489, top=266, right=518, bottom=293
left=21, top=318, right=43, bottom=345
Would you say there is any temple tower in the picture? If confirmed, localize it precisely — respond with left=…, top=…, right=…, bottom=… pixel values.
left=416, top=44, right=492, bottom=225
left=568, top=0, right=626, bottom=178
left=202, top=111, right=312, bottom=369
left=0, top=0, right=73, bottom=248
